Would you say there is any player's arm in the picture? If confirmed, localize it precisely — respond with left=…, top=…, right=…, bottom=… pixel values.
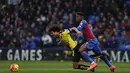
left=69, top=27, right=82, bottom=36
left=77, top=20, right=87, bottom=31
left=70, top=21, right=86, bottom=36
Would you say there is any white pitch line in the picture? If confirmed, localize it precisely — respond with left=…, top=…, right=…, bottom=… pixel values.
left=20, top=68, right=75, bottom=71
left=0, top=68, right=85, bottom=71
left=19, top=68, right=130, bottom=72
left=0, top=68, right=130, bottom=72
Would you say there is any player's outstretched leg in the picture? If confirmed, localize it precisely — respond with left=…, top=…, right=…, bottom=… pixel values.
left=79, top=44, right=97, bottom=71
left=93, top=45, right=116, bottom=72
left=100, top=56, right=116, bottom=72
left=73, top=62, right=95, bottom=72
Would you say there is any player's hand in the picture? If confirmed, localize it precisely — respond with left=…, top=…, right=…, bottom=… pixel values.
left=69, top=27, right=82, bottom=36
left=69, top=27, right=75, bottom=31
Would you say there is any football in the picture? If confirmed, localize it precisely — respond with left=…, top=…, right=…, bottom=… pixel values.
left=10, top=64, right=19, bottom=72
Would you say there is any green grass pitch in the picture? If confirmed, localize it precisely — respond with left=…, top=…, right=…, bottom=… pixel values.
left=0, top=60, right=130, bottom=73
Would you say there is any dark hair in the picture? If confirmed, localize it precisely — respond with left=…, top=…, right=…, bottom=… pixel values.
left=76, top=12, right=84, bottom=16
left=49, top=26, right=61, bottom=32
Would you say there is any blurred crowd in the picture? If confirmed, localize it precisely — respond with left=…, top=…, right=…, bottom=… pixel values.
left=0, top=0, right=130, bottom=49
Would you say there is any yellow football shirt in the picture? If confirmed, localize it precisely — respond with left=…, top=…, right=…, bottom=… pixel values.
left=59, top=29, right=77, bottom=50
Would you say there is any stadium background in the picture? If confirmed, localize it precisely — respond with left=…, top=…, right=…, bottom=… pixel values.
left=0, top=0, right=130, bottom=73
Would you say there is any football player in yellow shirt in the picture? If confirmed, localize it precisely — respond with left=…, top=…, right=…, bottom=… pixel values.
left=49, top=26, right=96, bottom=71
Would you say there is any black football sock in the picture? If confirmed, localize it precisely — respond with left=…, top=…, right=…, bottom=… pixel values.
left=76, top=64, right=89, bottom=70
left=78, top=64, right=95, bottom=72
